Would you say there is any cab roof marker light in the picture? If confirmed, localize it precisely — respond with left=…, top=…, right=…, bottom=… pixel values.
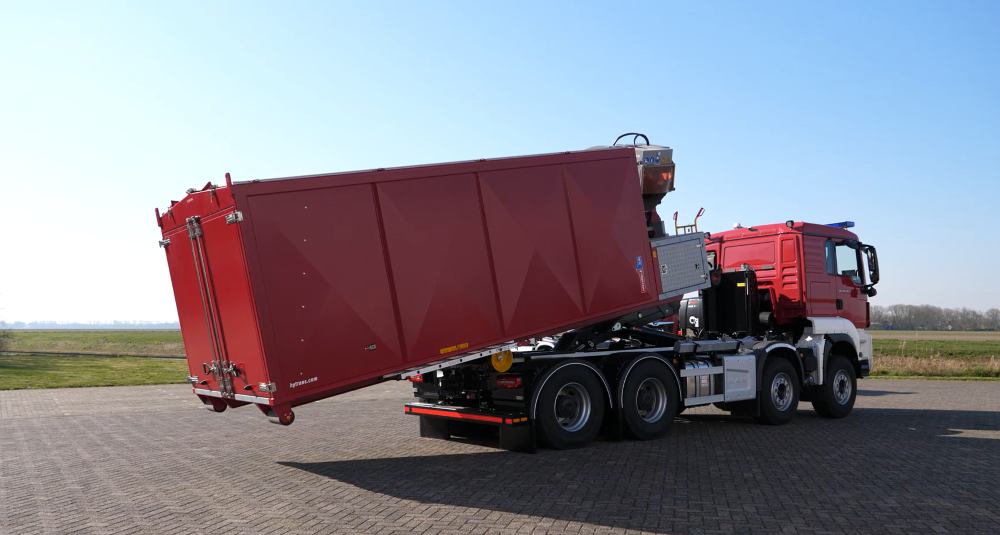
left=826, top=221, right=855, bottom=228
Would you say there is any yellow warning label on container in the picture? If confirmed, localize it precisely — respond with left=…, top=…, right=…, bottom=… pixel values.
left=440, top=343, right=469, bottom=355
left=737, top=282, right=746, bottom=287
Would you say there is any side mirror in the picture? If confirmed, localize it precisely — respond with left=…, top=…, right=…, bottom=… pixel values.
left=866, top=287, right=877, bottom=297
left=862, top=244, right=879, bottom=286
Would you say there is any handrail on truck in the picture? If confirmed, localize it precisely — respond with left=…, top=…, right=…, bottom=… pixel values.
left=674, top=207, right=705, bottom=235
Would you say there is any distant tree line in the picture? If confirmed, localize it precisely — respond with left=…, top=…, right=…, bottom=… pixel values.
left=871, top=305, right=1000, bottom=331
left=3, top=320, right=181, bottom=330
left=0, top=323, right=10, bottom=351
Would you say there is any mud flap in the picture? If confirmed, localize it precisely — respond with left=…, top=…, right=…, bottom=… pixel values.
left=407, top=403, right=536, bottom=453
left=419, top=415, right=450, bottom=439
left=499, top=423, right=536, bottom=454
left=601, top=406, right=624, bottom=442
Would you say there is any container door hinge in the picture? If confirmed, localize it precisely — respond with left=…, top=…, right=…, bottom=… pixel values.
left=225, top=211, right=243, bottom=225
left=158, top=238, right=171, bottom=248
left=258, top=382, right=277, bottom=393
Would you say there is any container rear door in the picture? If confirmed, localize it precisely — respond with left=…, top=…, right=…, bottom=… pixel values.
left=162, top=209, right=271, bottom=401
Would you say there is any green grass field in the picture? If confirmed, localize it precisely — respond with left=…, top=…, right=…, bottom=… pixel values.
left=1, top=329, right=998, bottom=390
left=869, top=330, right=1000, bottom=341
left=870, top=338, right=1000, bottom=379
left=0, top=353, right=189, bottom=390
left=5, top=330, right=185, bottom=356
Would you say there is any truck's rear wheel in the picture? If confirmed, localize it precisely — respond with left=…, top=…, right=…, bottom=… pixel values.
left=622, top=361, right=678, bottom=440
left=811, top=355, right=857, bottom=418
left=536, top=366, right=605, bottom=449
left=755, top=357, right=799, bottom=425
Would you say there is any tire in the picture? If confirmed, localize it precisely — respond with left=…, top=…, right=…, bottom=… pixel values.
left=535, top=365, right=605, bottom=449
left=755, top=357, right=799, bottom=425
left=811, top=355, right=857, bottom=418
left=202, top=397, right=227, bottom=413
left=267, top=408, right=295, bottom=426
left=622, top=360, right=679, bottom=440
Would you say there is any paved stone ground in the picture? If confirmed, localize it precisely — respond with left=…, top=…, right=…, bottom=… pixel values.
left=1, top=379, right=998, bottom=535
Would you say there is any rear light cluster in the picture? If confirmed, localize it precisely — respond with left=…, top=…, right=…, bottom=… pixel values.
left=495, top=375, right=522, bottom=388
left=407, top=374, right=423, bottom=383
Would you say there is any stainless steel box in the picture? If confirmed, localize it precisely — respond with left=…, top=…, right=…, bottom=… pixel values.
left=650, top=232, right=711, bottom=300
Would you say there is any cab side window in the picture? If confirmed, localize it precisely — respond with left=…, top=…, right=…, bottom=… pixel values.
left=826, top=241, right=863, bottom=285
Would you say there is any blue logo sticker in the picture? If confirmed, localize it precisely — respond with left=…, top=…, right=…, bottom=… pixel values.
left=636, top=256, right=643, bottom=270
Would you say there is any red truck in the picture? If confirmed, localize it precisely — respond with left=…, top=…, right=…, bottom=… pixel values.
left=156, top=134, right=879, bottom=452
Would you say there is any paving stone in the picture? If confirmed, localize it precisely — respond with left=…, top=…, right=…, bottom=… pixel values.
left=0, top=380, right=997, bottom=534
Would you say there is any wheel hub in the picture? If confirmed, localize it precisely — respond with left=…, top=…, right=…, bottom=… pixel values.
left=553, top=382, right=591, bottom=432
left=637, top=390, right=655, bottom=412
left=635, top=377, right=668, bottom=423
left=556, top=396, right=578, bottom=419
left=833, top=370, right=852, bottom=405
left=771, top=372, right=793, bottom=412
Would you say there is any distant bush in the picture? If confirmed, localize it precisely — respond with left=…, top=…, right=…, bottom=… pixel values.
left=871, top=304, right=1000, bottom=331
left=0, top=324, right=11, bottom=353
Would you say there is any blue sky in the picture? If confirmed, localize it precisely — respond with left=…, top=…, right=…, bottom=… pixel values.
left=1, top=1, right=998, bottom=321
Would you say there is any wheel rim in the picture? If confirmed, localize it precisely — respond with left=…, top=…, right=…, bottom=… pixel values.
left=553, top=382, right=591, bottom=432
left=832, top=369, right=852, bottom=405
left=635, top=377, right=668, bottom=423
left=771, top=372, right=793, bottom=412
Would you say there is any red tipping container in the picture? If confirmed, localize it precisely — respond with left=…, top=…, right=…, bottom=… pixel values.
left=158, top=147, right=669, bottom=423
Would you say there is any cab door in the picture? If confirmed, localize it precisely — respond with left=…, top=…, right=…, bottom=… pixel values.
left=803, top=236, right=837, bottom=316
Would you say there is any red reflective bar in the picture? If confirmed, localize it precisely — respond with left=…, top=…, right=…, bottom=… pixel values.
left=406, top=406, right=504, bottom=423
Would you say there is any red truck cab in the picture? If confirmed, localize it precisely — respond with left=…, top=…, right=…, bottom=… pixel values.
left=705, top=222, right=879, bottom=330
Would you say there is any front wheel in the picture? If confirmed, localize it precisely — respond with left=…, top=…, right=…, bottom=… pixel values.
left=755, top=357, right=799, bottom=425
left=535, top=365, right=605, bottom=449
left=812, top=355, right=857, bottom=418
left=622, top=360, right=679, bottom=440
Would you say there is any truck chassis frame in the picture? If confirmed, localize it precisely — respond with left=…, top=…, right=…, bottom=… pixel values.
left=401, top=322, right=871, bottom=452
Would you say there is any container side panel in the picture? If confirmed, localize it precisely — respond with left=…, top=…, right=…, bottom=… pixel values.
left=246, top=185, right=404, bottom=393
left=197, top=212, right=270, bottom=393
left=479, top=166, right=584, bottom=334
left=377, top=174, right=502, bottom=359
left=162, top=225, right=221, bottom=389
left=563, top=159, right=655, bottom=314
